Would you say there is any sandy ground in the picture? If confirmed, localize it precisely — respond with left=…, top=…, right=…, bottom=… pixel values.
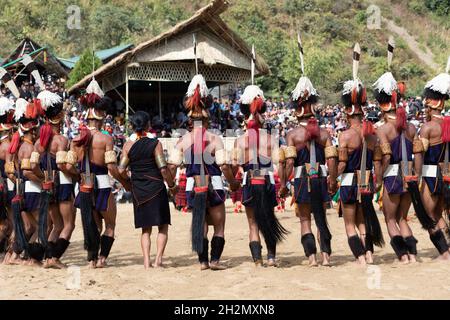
left=1, top=199, right=450, bottom=300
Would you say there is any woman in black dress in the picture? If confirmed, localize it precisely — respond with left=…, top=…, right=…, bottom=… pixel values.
left=119, top=111, right=176, bottom=269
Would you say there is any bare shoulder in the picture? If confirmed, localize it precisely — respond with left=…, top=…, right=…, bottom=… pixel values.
left=122, top=140, right=134, bottom=154
left=319, top=127, right=331, bottom=144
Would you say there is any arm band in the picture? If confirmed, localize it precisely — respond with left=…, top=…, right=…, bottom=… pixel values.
left=325, top=146, right=338, bottom=159
left=380, top=143, right=392, bottom=156
left=284, top=146, right=297, bottom=159
left=168, top=148, right=183, bottom=166
left=104, top=150, right=117, bottom=164
left=215, top=149, right=228, bottom=166
left=21, top=158, right=31, bottom=170
left=338, top=147, right=348, bottom=162
left=66, top=150, right=78, bottom=165
left=155, top=153, right=167, bottom=169
left=56, top=151, right=67, bottom=164
left=232, top=148, right=243, bottom=163
left=420, top=138, right=429, bottom=152
left=30, top=151, right=40, bottom=164
left=119, top=156, right=129, bottom=169
left=413, top=138, right=424, bottom=154
left=373, top=145, right=383, bottom=161
left=5, top=161, right=15, bottom=174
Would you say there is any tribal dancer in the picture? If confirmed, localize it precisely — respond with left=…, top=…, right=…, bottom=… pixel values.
left=168, top=36, right=239, bottom=271
left=119, top=111, right=175, bottom=269
left=337, top=43, right=384, bottom=265
left=30, top=90, right=74, bottom=268
left=374, top=37, right=426, bottom=263
left=0, top=96, right=15, bottom=256
left=280, top=35, right=337, bottom=266
left=1, top=67, right=21, bottom=263
left=168, top=73, right=239, bottom=270
left=67, top=79, right=127, bottom=268
left=234, top=83, right=288, bottom=267
left=418, top=56, right=450, bottom=260
left=7, top=98, right=45, bottom=265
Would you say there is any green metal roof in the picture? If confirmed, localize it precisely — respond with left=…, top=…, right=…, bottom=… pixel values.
left=58, top=44, right=133, bottom=69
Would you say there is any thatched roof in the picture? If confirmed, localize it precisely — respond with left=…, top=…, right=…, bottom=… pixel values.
left=68, top=0, right=269, bottom=93
left=2, top=38, right=69, bottom=77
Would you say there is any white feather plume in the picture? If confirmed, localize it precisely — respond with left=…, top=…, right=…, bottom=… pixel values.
left=240, top=85, right=264, bottom=105
left=86, top=79, right=104, bottom=98
left=186, top=74, right=208, bottom=98
left=0, top=96, right=13, bottom=116
left=292, top=76, right=317, bottom=101
left=425, top=73, right=450, bottom=95
left=14, top=98, right=28, bottom=121
left=342, top=79, right=363, bottom=95
left=373, top=72, right=397, bottom=95
left=37, top=90, right=62, bottom=110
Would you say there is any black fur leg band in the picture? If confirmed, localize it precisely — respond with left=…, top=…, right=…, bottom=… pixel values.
left=53, top=238, right=70, bottom=259
left=99, top=235, right=115, bottom=259
left=365, top=234, right=374, bottom=253
left=404, top=236, right=418, bottom=255
left=198, top=238, right=209, bottom=263
left=45, top=241, right=55, bottom=259
left=348, top=235, right=365, bottom=258
left=87, top=250, right=98, bottom=262
left=430, top=230, right=449, bottom=255
left=249, top=241, right=262, bottom=262
left=28, top=243, right=45, bottom=261
left=390, top=235, right=408, bottom=259
left=301, top=233, right=317, bottom=257
left=210, top=236, right=225, bottom=262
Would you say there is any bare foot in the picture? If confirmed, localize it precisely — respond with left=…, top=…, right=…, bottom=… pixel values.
left=357, top=255, right=367, bottom=267
left=28, top=259, right=42, bottom=267
left=96, top=257, right=107, bottom=268
left=365, top=251, right=374, bottom=264
left=48, top=258, right=67, bottom=269
left=308, top=255, right=318, bottom=267
left=209, top=261, right=226, bottom=270
left=200, top=262, right=210, bottom=270
left=88, top=260, right=97, bottom=269
left=254, top=259, right=263, bottom=267
left=408, top=255, right=417, bottom=263
left=399, top=255, right=410, bottom=264
left=152, top=256, right=164, bottom=268
left=2, top=252, right=12, bottom=265
left=144, top=263, right=152, bottom=270
left=321, top=253, right=331, bottom=266
left=266, top=258, right=278, bottom=267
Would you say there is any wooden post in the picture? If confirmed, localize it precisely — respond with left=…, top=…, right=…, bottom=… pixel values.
left=158, top=81, right=162, bottom=122
left=125, top=67, right=129, bottom=135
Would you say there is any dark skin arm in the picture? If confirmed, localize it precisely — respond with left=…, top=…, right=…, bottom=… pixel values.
left=31, top=141, right=44, bottom=180
left=324, top=131, right=338, bottom=194
left=105, top=136, right=130, bottom=190
left=5, top=151, right=16, bottom=183
left=280, top=131, right=295, bottom=197
left=155, top=142, right=176, bottom=191
left=65, top=141, right=80, bottom=178
left=118, top=140, right=132, bottom=182
left=20, top=144, right=42, bottom=184
left=376, top=125, right=391, bottom=175
left=337, top=131, right=348, bottom=177
left=410, top=124, right=422, bottom=177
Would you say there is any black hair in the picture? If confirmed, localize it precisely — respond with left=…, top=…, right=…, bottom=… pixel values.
left=130, top=110, right=150, bottom=132
left=423, top=88, right=449, bottom=101
left=44, top=101, right=64, bottom=119
left=374, top=90, right=398, bottom=104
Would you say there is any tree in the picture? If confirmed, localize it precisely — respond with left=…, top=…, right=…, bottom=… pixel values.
left=66, top=49, right=102, bottom=89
